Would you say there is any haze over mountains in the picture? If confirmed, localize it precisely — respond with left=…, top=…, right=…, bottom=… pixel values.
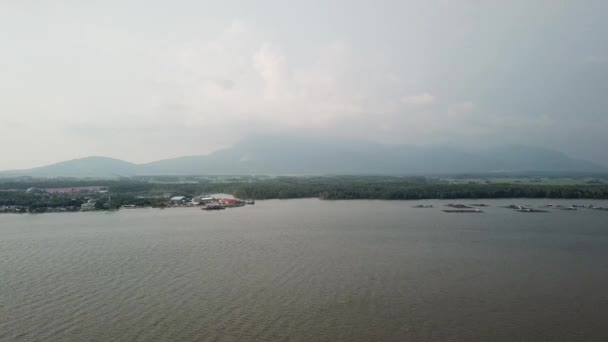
left=1, top=137, right=605, bottom=178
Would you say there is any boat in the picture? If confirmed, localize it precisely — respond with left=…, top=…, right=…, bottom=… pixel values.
left=219, top=199, right=245, bottom=208
left=446, top=204, right=474, bottom=209
left=443, top=209, right=483, bottom=213
left=412, top=204, right=434, bottom=208
left=515, top=208, right=548, bottom=213
left=504, top=205, right=524, bottom=209
left=245, top=199, right=255, bottom=205
left=202, top=203, right=225, bottom=210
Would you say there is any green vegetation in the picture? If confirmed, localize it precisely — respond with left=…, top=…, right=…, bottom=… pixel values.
left=215, top=176, right=608, bottom=200
left=0, top=191, right=85, bottom=212
left=442, top=176, right=607, bottom=186
left=1, top=174, right=608, bottom=213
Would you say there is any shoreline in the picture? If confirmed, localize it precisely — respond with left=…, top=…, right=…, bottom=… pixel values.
left=3, top=197, right=608, bottom=215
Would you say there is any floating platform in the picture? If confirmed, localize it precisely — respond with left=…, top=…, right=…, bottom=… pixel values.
left=515, top=208, right=549, bottom=213
left=446, top=204, right=474, bottom=209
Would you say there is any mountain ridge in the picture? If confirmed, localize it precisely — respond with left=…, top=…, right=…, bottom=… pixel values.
left=1, top=138, right=605, bottom=177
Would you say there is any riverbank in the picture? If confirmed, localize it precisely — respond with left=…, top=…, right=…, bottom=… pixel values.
left=2, top=176, right=608, bottom=214
left=3, top=198, right=608, bottom=215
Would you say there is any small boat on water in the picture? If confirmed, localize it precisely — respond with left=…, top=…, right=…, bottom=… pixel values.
left=446, top=204, right=474, bottom=209
left=515, top=208, right=548, bottom=213
left=412, top=204, right=434, bottom=208
left=443, top=209, right=483, bottom=213
left=245, top=199, right=255, bottom=205
left=505, top=205, right=524, bottom=209
left=202, top=203, right=225, bottom=210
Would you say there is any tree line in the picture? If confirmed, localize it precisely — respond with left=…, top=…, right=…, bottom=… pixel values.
left=2, top=177, right=608, bottom=210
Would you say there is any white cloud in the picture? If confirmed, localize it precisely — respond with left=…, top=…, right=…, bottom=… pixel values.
left=253, top=43, right=289, bottom=100
left=151, top=23, right=549, bottom=149
left=153, top=22, right=380, bottom=132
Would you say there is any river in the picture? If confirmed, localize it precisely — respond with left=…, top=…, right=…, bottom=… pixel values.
left=2, top=199, right=608, bottom=341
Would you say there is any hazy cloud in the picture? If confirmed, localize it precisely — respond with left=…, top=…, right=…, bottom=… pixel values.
left=401, top=93, right=435, bottom=106
left=0, top=1, right=607, bottom=169
left=584, top=55, right=608, bottom=65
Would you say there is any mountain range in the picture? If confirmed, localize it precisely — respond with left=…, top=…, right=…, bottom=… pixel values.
left=1, top=137, right=605, bottom=177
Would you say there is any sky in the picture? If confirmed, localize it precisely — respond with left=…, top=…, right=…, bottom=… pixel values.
left=1, top=0, right=607, bottom=169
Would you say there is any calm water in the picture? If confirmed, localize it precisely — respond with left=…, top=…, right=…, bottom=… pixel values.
left=2, top=199, right=608, bottom=341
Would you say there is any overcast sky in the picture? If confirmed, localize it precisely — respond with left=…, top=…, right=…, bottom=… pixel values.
left=1, top=0, right=606, bottom=169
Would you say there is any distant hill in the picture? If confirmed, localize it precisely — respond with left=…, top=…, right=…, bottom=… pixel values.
left=1, top=138, right=605, bottom=177
left=138, top=137, right=606, bottom=175
left=477, top=145, right=603, bottom=173
left=139, top=137, right=498, bottom=175
left=1, top=156, right=139, bottom=178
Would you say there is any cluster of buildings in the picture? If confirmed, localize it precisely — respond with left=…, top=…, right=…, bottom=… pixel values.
left=26, top=186, right=107, bottom=194
left=167, top=195, right=254, bottom=209
left=0, top=187, right=107, bottom=214
left=0, top=205, right=81, bottom=214
left=81, top=199, right=98, bottom=211
left=2, top=186, right=254, bottom=214
left=0, top=205, right=27, bottom=213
